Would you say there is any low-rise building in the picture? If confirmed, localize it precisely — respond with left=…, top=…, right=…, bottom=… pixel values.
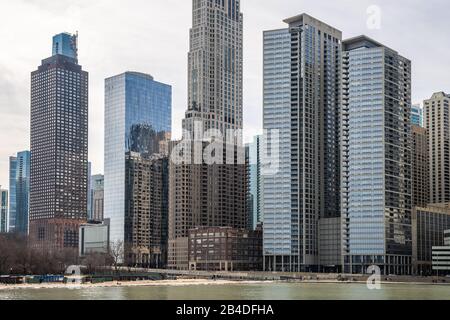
left=188, top=227, right=263, bottom=272
left=412, top=204, right=450, bottom=275
left=79, top=220, right=110, bottom=256
left=432, top=230, right=450, bottom=275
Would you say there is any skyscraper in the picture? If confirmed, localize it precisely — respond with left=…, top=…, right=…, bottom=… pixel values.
left=125, top=153, right=169, bottom=267
left=424, top=92, right=450, bottom=204
left=104, top=72, right=171, bottom=260
left=52, top=33, right=78, bottom=60
left=9, top=151, right=31, bottom=234
left=29, top=32, right=88, bottom=250
left=341, top=36, right=412, bottom=275
left=168, top=0, right=247, bottom=270
left=246, top=135, right=263, bottom=230
left=182, top=0, right=243, bottom=136
left=263, top=14, right=342, bottom=272
left=412, top=126, right=429, bottom=207
left=90, top=174, right=104, bottom=223
left=8, top=156, right=17, bottom=232
left=0, top=188, right=8, bottom=233
left=262, top=28, right=292, bottom=271
left=412, top=104, right=423, bottom=127
left=87, top=162, right=92, bottom=220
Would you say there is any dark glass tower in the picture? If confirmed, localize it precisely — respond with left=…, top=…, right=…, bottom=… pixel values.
left=29, top=32, right=88, bottom=250
left=104, top=72, right=172, bottom=263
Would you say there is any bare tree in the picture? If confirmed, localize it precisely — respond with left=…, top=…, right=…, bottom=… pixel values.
left=110, top=240, right=124, bottom=273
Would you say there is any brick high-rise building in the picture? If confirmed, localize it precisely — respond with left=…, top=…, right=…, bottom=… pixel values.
left=29, top=33, right=88, bottom=250
left=168, top=0, right=247, bottom=270
left=412, top=125, right=429, bottom=207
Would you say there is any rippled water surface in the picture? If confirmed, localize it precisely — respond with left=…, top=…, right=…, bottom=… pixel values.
left=1, top=283, right=450, bottom=300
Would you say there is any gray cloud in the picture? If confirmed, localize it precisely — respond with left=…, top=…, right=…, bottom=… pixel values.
left=1, top=0, right=449, bottom=186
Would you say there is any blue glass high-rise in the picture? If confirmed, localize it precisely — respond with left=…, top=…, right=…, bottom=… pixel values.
left=411, top=104, right=423, bottom=127
left=104, top=72, right=172, bottom=249
left=341, top=36, right=412, bottom=275
left=52, top=33, right=78, bottom=60
left=0, top=188, right=8, bottom=233
left=15, top=151, right=30, bottom=234
left=9, top=151, right=30, bottom=234
left=9, top=156, right=17, bottom=232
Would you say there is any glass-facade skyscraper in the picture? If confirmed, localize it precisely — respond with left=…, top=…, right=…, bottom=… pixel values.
left=30, top=32, right=88, bottom=250
left=263, top=14, right=342, bottom=272
left=52, top=33, right=78, bottom=60
left=9, top=151, right=30, bottom=234
left=341, top=36, right=412, bottom=275
left=0, top=188, right=8, bottom=233
left=246, top=135, right=263, bottom=230
left=104, top=72, right=171, bottom=255
left=9, top=156, right=17, bottom=232
left=412, top=104, right=423, bottom=127
left=262, top=28, right=292, bottom=266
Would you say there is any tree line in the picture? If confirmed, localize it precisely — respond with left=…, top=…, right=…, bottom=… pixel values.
left=0, top=234, right=119, bottom=275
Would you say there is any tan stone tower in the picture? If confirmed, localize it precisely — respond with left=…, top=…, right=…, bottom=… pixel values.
left=424, top=92, right=450, bottom=204
left=168, top=0, right=247, bottom=270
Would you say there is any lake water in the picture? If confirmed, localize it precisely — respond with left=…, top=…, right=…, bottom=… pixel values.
left=1, top=283, right=450, bottom=300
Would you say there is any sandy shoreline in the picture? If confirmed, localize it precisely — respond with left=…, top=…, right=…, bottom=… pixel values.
left=0, top=279, right=272, bottom=291
left=1, top=278, right=449, bottom=291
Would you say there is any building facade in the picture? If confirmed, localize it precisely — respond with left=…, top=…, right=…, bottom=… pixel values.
left=432, top=230, right=450, bottom=275
left=182, top=0, right=243, bottom=136
left=168, top=141, right=247, bottom=269
left=412, top=126, right=429, bottom=207
left=246, top=135, right=263, bottom=230
left=87, top=162, right=92, bottom=220
left=262, top=28, right=292, bottom=271
left=29, top=33, right=88, bottom=250
left=8, top=156, right=17, bottom=233
left=411, top=104, right=423, bottom=127
left=90, top=174, right=104, bottom=222
left=0, top=188, right=8, bottom=233
left=413, top=204, right=450, bottom=275
left=9, top=151, right=31, bottom=234
left=318, top=217, right=342, bottom=272
left=263, top=14, right=342, bottom=272
left=188, top=227, right=263, bottom=272
left=79, top=220, right=110, bottom=256
left=341, top=36, right=412, bottom=275
left=424, top=92, right=450, bottom=204
left=168, top=0, right=247, bottom=270
left=125, top=153, right=169, bottom=268
left=104, top=71, right=171, bottom=262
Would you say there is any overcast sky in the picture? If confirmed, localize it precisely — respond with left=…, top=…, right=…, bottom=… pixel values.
left=0, top=0, right=449, bottom=188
